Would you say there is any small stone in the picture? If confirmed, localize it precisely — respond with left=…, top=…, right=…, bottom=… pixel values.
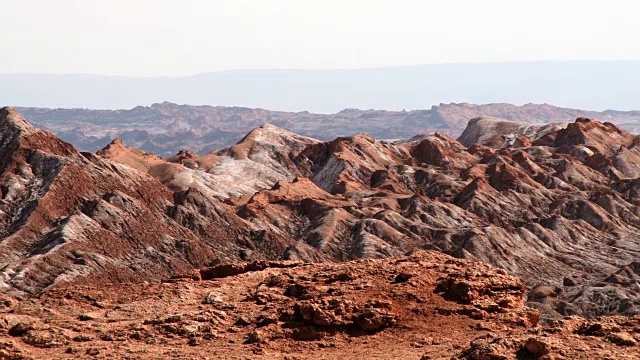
left=85, top=348, right=100, bottom=356
left=578, top=323, right=606, bottom=336
left=292, top=326, right=324, bottom=341
left=245, top=329, right=265, bottom=344
left=202, top=291, right=224, bottom=304
left=234, top=316, right=252, bottom=326
left=524, top=337, right=551, bottom=356
left=164, top=315, right=182, bottom=323
left=354, top=309, right=396, bottom=331
left=607, top=332, right=638, bottom=347
left=284, top=284, right=309, bottom=298
left=475, top=322, right=493, bottom=331
left=24, top=331, right=67, bottom=348
left=393, top=273, right=412, bottom=283
left=78, top=314, right=94, bottom=321
left=240, top=249, right=252, bottom=261
left=563, top=276, right=578, bottom=286
left=72, top=335, right=94, bottom=342
left=8, top=322, right=33, bottom=337
left=255, top=314, right=277, bottom=327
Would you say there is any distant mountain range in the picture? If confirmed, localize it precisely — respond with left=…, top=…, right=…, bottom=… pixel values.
left=14, top=101, right=640, bottom=156
left=4, top=61, right=640, bottom=112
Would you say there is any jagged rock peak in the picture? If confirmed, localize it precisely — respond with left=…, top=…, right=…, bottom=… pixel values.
left=258, top=123, right=281, bottom=130
left=0, top=107, right=78, bottom=157
left=96, top=138, right=129, bottom=156
left=174, top=149, right=196, bottom=158
left=222, top=123, right=319, bottom=160
left=0, top=106, right=37, bottom=136
left=245, top=122, right=318, bottom=141
left=565, top=117, right=632, bottom=138
left=535, top=117, right=635, bottom=153
left=458, top=115, right=566, bottom=148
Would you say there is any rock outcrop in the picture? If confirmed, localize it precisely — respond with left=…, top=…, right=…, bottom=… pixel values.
left=457, top=116, right=566, bottom=148
left=1, top=251, right=639, bottom=359
left=0, top=108, right=321, bottom=296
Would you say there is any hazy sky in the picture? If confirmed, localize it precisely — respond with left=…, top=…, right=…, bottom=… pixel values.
left=2, top=0, right=639, bottom=76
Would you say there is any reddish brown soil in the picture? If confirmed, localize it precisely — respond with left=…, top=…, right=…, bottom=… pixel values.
left=2, top=251, right=639, bottom=359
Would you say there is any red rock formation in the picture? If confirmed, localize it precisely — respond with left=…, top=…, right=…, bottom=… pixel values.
left=0, top=108, right=274, bottom=295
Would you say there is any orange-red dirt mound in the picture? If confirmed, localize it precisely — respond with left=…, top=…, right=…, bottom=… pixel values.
left=3, top=251, right=638, bottom=359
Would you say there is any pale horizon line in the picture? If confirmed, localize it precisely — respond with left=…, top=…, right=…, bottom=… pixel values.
left=3, top=59, right=640, bottom=79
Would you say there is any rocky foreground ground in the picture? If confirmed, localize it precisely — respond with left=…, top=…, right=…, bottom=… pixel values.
left=1, top=251, right=639, bottom=359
